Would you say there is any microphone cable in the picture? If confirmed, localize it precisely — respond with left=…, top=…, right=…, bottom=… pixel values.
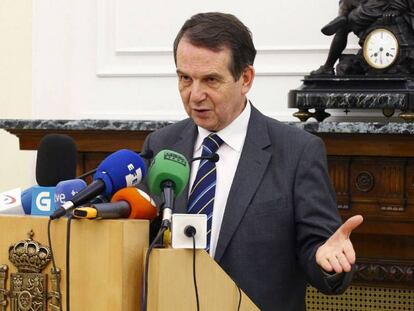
left=65, top=214, right=74, bottom=311
left=76, top=168, right=97, bottom=180
left=141, top=225, right=167, bottom=311
left=47, top=218, right=63, bottom=311
left=47, top=214, right=74, bottom=311
left=184, top=226, right=200, bottom=311
left=237, top=285, right=242, bottom=311
left=192, top=235, right=200, bottom=311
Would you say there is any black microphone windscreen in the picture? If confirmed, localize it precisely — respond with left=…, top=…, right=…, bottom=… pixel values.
left=36, top=134, right=78, bottom=186
left=210, top=153, right=220, bottom=163
left=140, top=149, right=154, bottom=159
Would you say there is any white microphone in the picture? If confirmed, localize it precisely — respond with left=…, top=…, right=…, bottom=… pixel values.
left=0, top=188, right=25, bottom=215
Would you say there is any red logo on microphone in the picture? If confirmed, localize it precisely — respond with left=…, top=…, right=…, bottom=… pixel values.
left=2, top=195, right=17, bottom=205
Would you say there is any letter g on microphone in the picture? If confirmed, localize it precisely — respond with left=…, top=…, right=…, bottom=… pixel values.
left=36, top=192, right=51, bottom=211
left=31, top=187, right=56, bottom=215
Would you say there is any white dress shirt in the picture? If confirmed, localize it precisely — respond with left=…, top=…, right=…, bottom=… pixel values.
left=189, top=102, right=251, bottom=258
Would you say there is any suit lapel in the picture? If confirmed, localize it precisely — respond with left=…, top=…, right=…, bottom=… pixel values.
left=214, top=106, right=271, bottom=262
left=171, top=120, right=198, bottom=214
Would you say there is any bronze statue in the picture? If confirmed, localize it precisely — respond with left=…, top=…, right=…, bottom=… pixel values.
left=290, top=0, right=414, bottom=121
left=312, top=0, right=414, bottom=75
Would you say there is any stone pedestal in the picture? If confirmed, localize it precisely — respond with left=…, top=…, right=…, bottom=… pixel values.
left=288, top=75, right=414, bottom=121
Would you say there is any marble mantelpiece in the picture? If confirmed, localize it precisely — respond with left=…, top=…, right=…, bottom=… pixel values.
left=2, top=119, right=414, bottom=135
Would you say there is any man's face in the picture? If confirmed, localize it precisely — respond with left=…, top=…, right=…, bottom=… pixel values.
left=176, top=39, right=254, bottom=132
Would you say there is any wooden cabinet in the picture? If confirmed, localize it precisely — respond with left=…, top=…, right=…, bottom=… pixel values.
left=4, top=124, right=414, bottom=288
left=320, top=133, right=414, bottom=288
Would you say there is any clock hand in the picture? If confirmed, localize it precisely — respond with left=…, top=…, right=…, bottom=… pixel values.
left=379, top=47, right=384, bottom=65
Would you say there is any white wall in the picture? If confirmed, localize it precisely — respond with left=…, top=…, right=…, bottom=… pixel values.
left=0, top=0, right=362, bottom=191
left=0, top=1, right=35, bottom=191
left=32, top=0, right=359, bottom=120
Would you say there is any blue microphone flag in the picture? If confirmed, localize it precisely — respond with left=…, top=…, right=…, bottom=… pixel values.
left=93, top=149, right=146, bottom=197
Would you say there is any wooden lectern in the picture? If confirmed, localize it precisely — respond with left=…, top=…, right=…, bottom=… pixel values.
left=0, top=216, right=258, bottom=310
left=0, top=216, right=148, bottom=310
left=147, top=249, right=258, bottom=310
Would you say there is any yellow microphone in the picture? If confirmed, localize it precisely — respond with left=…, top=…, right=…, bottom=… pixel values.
left=72, top=206, right=98, bottom=219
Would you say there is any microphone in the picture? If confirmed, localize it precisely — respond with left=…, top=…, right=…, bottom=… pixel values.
left=76, top=150, right=154, bottom=180
left=54, top=179, right=87, bottom=206
left=1, top=185, right=53, bottom=216
left=147, top=150, right=190, bottom=228
left=72, top=187, right=157, bottom=220
left=36, top=134, right=77, bottom=186
left=87, top=194, right=109, bottom=205
left=50, top=149, right=146, bottom=220
left=191, top=153, right=219, bottom=163
left=21, top=187, right=33, bottom=214
left=73, top=202, right=129, bottom=219
left=34, top=178, right=87, bottom=216
left=0, top=188, right=26, bottom=215
left=31, top=134, right=78, bottom=216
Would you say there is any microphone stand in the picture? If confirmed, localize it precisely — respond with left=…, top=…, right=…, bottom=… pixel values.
left=191, top=153, right=219, bottom=163
left=160, top=180, right=175, bottom=230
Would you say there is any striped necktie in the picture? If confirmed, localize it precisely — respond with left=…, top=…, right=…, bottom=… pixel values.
left=187, top=133, right=224, bottom=251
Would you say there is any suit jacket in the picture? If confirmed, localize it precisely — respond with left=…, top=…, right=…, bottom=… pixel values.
left=142, top=105, right=352, bottom=310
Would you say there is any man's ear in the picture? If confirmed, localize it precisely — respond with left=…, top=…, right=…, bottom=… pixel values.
left=241, top=65, right=255, bottom=95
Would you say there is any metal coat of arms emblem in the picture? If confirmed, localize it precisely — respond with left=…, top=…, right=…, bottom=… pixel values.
left=0, top=231, right=61, bottom=311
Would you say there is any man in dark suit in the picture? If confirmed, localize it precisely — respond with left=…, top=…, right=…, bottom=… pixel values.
left=142, top=12, right=363, bottom=310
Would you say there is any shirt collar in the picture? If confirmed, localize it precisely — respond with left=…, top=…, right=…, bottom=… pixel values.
left=195, top=100, right=251, bottom=153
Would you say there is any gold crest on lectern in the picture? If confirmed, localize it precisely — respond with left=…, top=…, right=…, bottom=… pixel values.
left=0, top=231, right=61, bottom=311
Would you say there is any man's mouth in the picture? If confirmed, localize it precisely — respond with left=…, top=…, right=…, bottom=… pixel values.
left=193, top=108, right=210, bottom=113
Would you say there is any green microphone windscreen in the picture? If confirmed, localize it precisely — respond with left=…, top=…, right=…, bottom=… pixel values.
left=147, top=150, right=190, bottom=197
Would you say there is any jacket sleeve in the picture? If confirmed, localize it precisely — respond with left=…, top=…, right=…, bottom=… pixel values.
left=293, top=136, right=354, bottom=294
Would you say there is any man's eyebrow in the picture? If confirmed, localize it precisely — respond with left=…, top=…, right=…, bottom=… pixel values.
left=175, top=69, right=223, bottom=80
left=204, top=73, right=222, bottom=79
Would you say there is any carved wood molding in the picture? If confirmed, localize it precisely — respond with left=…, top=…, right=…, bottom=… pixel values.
left=4, top=128, right=150, bottom=152
left=354, top=258, right=414, bottom=287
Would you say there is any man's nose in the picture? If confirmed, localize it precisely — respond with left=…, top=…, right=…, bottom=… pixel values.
left=190, top=81, right=207, bottom=102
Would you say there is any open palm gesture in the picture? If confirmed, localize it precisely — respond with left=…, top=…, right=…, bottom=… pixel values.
left=316, top=215, right=363, bottom=273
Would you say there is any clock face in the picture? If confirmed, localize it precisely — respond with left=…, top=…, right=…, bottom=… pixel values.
left=363, top=28, right=399, bottom=69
